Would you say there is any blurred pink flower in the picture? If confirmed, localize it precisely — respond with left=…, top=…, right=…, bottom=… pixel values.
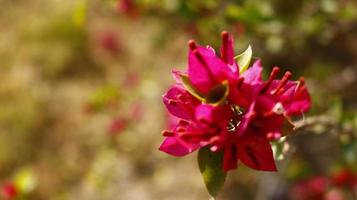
left=130, top=102, right=143, bottom=120
left=290, top=173, right=354, bottom=200
left=331, top=169, right=357, bottom=190
left=1, top=182, right=17, bottom=200
left=99, top=32, right=121, bottom=55
left=160, top=31, right=311, bottom=172
left=291, top=176, right=329, bottom=200
left=108, top=117, right=127, bottom=135
left=123, top=72, right=140, bottom=89
left=116, top=0, right=140, bottom=18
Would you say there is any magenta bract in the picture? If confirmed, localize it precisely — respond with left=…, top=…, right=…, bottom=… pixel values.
left=159, top=31, right=311, bottom=172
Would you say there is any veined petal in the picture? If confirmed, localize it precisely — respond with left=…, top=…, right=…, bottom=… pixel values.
left=162, top=86, right=196, bottom=120
left=223, top=144, right=238, bottom=171
left=188, top=45, right=233, bottom=94
left=237, top=134, right=277, bottom=171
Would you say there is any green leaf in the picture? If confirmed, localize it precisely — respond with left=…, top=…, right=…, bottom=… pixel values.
left=235, top=45, right=252, bottom=73
left=198, top=147, right=226, bottom=198
left=180, top=74, right=206, bottom=102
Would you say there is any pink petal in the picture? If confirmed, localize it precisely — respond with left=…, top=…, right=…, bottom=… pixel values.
left=188, top=46, right=233, bottom=94
left=242, top=59, right=263, bottom=84
left=229, top=59, right=263, bottom=108
left=159, top=137, right=198, bottom=156
left=236, top=101, right=256, bottom=137
left=162, top=86, right=195, bottom=120
left=223, top=144, right=238, bottom=171
left=214, top=104, right=234, bottom=122
left=166, top=113, right=180, bottom=130
left=195, top=104, right=232, bottom=126
left=229, top=82, right=260, bottom=109
left=285, top=87, right=311, bottom=116
left=237, top=134, right=277, bottom=171
left=262, top=114, right=285, bottom=131
left=195, top=104, right=215, bottom=123
left=255, top=93, right=280, bottom=114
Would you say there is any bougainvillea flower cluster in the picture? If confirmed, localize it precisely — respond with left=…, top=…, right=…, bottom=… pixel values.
left=159, top=31, right=311, bottom=171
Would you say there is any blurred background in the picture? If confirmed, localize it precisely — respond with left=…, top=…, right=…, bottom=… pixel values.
left=0, top=0, right=356, bottom=199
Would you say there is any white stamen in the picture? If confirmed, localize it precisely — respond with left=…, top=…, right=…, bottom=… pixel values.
left=272, top=102, right=285, bottom=115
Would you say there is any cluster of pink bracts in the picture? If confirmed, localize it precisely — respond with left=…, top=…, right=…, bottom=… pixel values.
left=159, top=31, right=311, bottom=172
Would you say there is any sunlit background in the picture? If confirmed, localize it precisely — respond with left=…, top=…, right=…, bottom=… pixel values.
left=0, top=0, right=356, bottom=199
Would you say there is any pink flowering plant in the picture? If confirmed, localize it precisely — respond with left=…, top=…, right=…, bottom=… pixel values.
left=159, top=31, right=311, bottom=197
